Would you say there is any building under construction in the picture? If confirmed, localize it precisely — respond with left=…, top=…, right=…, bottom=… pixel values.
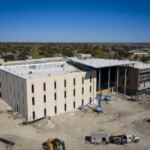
left=68, top=57, right=135, bottom=99
left=0, top=56, right=150, bottom=121
left=0, top=61, right=96, bottom=121
left=119, top=63, right=150, bottom=95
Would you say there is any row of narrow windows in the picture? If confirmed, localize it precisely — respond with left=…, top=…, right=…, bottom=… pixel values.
left=32, top=86, right=92, bottom=95
left=31, top=76, right=93, bottom=93
left=32, top=86, right=92, bottom=105
left=32, top=99, right=85, bottom=120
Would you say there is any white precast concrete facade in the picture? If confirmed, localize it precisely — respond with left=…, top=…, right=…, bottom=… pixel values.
left=0, top=62, right=96, bottom=121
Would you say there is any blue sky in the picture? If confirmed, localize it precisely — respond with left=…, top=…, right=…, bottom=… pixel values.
left=0, top=0, right=150, bottom=42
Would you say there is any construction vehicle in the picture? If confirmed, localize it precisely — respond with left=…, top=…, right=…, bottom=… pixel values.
left=109, top=133, right=139, bottom=145
left=43, top=138, right=65, bottom=150
left=104, top=95, right=111, bottom=101
left=109, top=133, right=127, bottom=145
left=130, top=96, right=138, bottom=102
left=91, top=133, right=109, bottom=144
left=85, top=133, right=139, bottom=145
left=79, top=93, right=111, bottom=113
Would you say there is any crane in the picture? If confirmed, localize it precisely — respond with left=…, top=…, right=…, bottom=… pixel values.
left=79, top=93, right=111, bottom=113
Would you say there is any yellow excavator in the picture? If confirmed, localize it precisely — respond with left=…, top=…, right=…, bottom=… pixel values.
left=43, top=138, right=65, bottom=150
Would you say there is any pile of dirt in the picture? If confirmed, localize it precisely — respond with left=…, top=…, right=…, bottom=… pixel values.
left=42, top=120, right=55, bottom=129
left=0, top=142, right=7, bottom=150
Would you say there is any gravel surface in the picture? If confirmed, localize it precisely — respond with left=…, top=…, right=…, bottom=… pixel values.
left=0, top=93, right=150, bottom=150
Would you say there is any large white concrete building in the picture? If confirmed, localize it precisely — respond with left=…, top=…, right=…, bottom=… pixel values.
left=0, top=62, right=96, bottom=121
left=1, top=55, right=147, bottom=122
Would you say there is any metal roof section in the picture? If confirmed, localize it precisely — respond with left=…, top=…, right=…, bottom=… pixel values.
left=69, top=57, right=136, bottom=68
left=0, top=62, right=83, bottom=80
left=132, top=63, right=150, bottom=69
left=4, top=57, right=64, bottom=66
left=130, top=48, right=150, bottom=53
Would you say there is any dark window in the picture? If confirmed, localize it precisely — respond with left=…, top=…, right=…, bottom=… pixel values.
left=82, top=99, right=84, bottom=106
left=73, top=101, right=75, bottom=108
left=32, top=97, right=35, bottom=105
left=127, top=80, right=129, bottom=85
left=0, top=92, right=2, bottom=98
left=90, top=76, right=92, bottom=82
left=54, top=81, right=56, bottom=89
left=44, top=109, right=46, bottom=116
left=64, top=80, right=66, bottom=87
left=73, top=89, right=75, bottom=96
left=64, top=91, right=66, bottom=98
left=55, top=106, right=57, bottom=114
left=82, top=87, right=84, bottom=94
left=44, top=95, right=46, bottom=103
left=32, top=84, right=34, bottom=93
left=73, top=78, right=75, bottom=86
left=43, top=83, right=46, bottom=91
left=64, top=104, right=67, bottom=111
left=90, top=97, right=92, bottom=104
left=90, top=86, right=92, bottom=92
left=54, top=93, right=57, bottom=100
left=0, top=82, right=1, bottom=88
left=33, top=111, right=35, bottom=120
left=82, top=77, right=84, bottom=84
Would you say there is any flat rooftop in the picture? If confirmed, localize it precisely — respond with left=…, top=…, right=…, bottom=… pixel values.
left=4, top=57, right=65, bottom=66
left=0, top=62, right=82, bottom=80
left=133, top=63, right=150, bottom=69
left=69, top=57, right=136, bottom=68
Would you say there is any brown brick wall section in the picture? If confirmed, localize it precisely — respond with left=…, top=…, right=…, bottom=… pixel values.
left=119, top=66, right=139, bottom=91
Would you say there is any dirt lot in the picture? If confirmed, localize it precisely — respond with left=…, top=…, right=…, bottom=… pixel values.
left=0, top=93, right=150, bottom=150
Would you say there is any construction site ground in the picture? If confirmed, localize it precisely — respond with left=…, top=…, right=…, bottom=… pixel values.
left=0, top=93, right=150, bottom=150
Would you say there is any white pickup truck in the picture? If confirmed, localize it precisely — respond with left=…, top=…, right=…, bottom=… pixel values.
left=126, top=134, right=139, bottom=143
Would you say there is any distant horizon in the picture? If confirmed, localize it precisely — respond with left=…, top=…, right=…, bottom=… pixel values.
left=0, top=41, right=150, bottom=44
